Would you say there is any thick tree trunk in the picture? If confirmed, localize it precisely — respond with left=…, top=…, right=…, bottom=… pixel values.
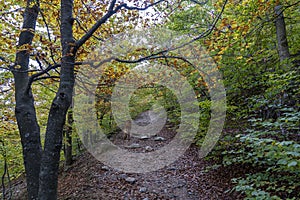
left=275, top=5, right=290, bottom=61
left=38, top=0, right=76, bottom=199
left=13, top=1, right=42, bottom=199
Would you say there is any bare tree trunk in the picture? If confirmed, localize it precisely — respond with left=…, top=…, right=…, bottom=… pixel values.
left=13, top=1, right=42, bottom=199
left=64, top=108, right=73, bottom=166
left=275, top=5, right=290, bottom=61
left=38, top=0, right=77, bottom=198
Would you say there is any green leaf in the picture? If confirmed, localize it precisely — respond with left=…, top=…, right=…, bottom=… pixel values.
left=277, top=159, right=288, bottom=165
left=287, top=161, right=298, bottom=167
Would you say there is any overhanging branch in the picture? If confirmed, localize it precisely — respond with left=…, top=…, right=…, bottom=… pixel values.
left=120, top=0, right=165, bottom=11
left=75, top=0, right=117, bottom=48
left=76, top=0, right=166, bottom=48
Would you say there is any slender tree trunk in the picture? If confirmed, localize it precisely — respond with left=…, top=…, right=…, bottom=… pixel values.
left=38, top=0, right=76, bottom=198
left=275, top=5, right=290, bottom=61
left=64, top=108, right=73, bottom=166
left=13, top=1, right=42, bottom=199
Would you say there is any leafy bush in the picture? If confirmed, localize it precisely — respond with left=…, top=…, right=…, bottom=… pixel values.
left=222, top=69, right=300, bottom=199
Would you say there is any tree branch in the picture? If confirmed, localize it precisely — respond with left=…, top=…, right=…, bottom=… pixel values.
left=74, top=18, right=104, bottom=41
left=120, top=0, right=165, bottom=11
left=76, top=0, right=166, bottom=48
left=33, top=75, right=60, bottom=82
left=26, top=61, right=83, bottom=91
left=76, top=0, right=118, bottom=48
left=39, top=9, right=58, bottom=64
left=0, top=66, right=10, bottom=71
left=105, top=0, right=227, bottom=65
left=284, top=1, right=300, bottom=9
left=0, top=87, right=13, bottom=94
left=189, top=0, right=209, bottom=5
left=29, top=63, right=61, bottom=83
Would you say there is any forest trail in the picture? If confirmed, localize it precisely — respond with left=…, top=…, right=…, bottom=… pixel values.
left=11, top=111, right=243, bottom=199
left=57, top=144, right=242, bottom=199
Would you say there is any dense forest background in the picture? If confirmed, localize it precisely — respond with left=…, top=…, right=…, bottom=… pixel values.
left=0, top=0, right=299, bottom=199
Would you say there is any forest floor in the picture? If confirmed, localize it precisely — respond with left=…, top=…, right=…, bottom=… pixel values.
left=9, top=111, right=245, bottom=199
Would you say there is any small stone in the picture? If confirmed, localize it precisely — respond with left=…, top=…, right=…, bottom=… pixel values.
left=140, top=135, right=150, bottom=139
left=125, top=177, right=136, bottom=184
left=154, top=136, right=165, bottom=141
left=176, top=180, right=186, bottom=187
left=119, top=174, right=127, bottom=179
left=167, top=166, right=177, bottom=170
left=152, top=190, right=158, bottom=194
left=145, top=146, right=153, bottom=151
left=101, top=165, right=109, bottom=171
left=126, top=143, right=141, bottom=148
left=142, top=198, right=149, bottom=200
left=139, top=187, right=147, bottom=193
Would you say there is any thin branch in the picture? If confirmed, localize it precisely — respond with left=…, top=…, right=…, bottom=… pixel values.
left=189, top=0, right=209, bottom=5
left=0, top=56, right=7, bottom=62
left=115, top=54, right=209, bottom=78
left=1, top=140, right=12, bottom=200
left=79, top=0, right=100, bottom=23
left=0, top=7, right=24, bottom=16
left=116, top=0, right=227, bottom=64
left=0, top=88, right=13, bottom=94
left=74, top=72, right=98, bottom=95
left=284, top=0, right=300, bottom=10
left=26, top=61, right=83, bottom=91
left=244, top=1, right=300, bottom=40
left=74, top=18, right=104, bottom=41
left=186, top=0, right=228, bottom=42
left=29, top=63, right=61, bottom=82
left=35, top=56, right=47, bottom=73
left=76, top=0, right=118, bottom=48
left=37, top=82, right=58, bottom=94
left=39, top=9, right=57, bottom=64
left=76, top=0, right=165, bottom=48
left=9, top=68, right=40, bottom=73
left=120, top=0, right=165, bottom=11
left=0, top=66, right=10, bottom=71
left=98, top=0, right=228, bottom=86
left=86, top=0, right=226, bottom=80
left=89, top=57, right=115, bottom=69
left=33, top=75, right=60, bottom=82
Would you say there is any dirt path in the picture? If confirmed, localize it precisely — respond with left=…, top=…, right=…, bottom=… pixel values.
left=57, top=111, right=242, bottom=199
left=10, top=111, right=243, bottom=199
left=57, top=145, right=242, bottom=200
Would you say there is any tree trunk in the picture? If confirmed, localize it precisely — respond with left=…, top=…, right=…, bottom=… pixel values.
left=13, top=1, right=42, bottom=199
left=64, top=108, right=73, bottom=166
left=38, top=0, right=76, bottom=199
left=275, top=5, right=290, bottom=61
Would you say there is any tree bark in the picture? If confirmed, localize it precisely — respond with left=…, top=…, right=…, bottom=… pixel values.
left=64, top=108, right=73, bottom=166
left=38, top=0, right=77, bottom=199
left=13, top=1, right=42, bottom=199
left=275, top=5, right=290, bottom=61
